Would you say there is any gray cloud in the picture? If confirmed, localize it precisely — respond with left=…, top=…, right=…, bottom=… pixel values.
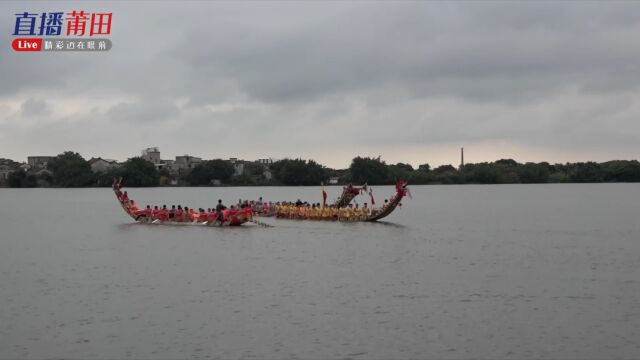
left=20, top=98, right=50, bottom=117
left=107, top=98, right=180, bottom=124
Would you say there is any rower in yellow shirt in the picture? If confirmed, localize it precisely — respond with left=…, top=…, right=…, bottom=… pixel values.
left=361, top=202, right=370, bottom=220
left=338, top=206, right=348, bottom=221
left=347, top=204, right=357, bottom=221
left=321, top=206, right=330, bottom=220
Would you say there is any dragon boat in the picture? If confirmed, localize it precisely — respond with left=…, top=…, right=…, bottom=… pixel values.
left=112, top=180, right=250, bottom=226
left=271, top=180, right=410, bottom=222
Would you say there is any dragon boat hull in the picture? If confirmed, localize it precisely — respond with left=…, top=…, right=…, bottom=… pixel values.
left=266, top=180, right=409, bottom=222
left=136, top=218, right=249, bottom=227
left=113, top=181, right=250, bottom=227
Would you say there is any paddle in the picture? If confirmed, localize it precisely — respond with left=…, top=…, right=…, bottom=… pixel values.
left=249, top=218, right=274, bottom=228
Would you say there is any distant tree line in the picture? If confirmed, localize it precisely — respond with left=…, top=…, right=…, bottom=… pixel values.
left=3, top=151, right=640, bottom=188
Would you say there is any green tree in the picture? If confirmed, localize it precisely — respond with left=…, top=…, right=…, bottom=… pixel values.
left=388, top=163, right=414, bottom=182
left=117, top=157, right=159, bottom=187
left=409, top=163, right=433, bottom=184
left=570, top=162, right=604, bottom=183
left=187, top=159, right=235, bottom=185
left=601, top=160, right=640, bottom=182
left=7, top=171, right=38, bottom=188
left=271, top=159, right=328, bottom=185
left=47, top=151, right=95, bottom=187
left=462, top=162, right=502, bottom=184
left=495, top=159, right=519, bottom=167
left=241, top=162, right=267, bottom=184
left=304, top=160, right=328, bottom=185
left=516, top=162, right=550, bottom=183
left=432, top=165, right=461, bottom=184
left=433, top=165, right=457, bottom=173
left=349, top=156, right=390, bottom=185
left=549, top=171, right=569, bottom=183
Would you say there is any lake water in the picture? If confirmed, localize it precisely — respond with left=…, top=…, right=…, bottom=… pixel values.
left=0, top=184, right=639, bottom=359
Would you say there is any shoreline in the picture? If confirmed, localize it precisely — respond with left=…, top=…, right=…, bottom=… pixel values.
left=1, top=182, right=638, bottom=189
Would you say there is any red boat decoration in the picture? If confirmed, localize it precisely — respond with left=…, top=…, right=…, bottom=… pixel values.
left=333, top=183, right=368, bottom=208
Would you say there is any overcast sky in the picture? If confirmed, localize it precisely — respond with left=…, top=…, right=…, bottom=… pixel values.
left=1, top=1, right=640, bottom=168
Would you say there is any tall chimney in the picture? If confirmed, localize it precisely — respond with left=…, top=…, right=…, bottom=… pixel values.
left=460, top=147, right=464, bottom=168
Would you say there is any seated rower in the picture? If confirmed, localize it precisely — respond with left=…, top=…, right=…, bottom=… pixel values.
left=361, top=202, right=370, bottom=219
left=128, top=200, right=139, bottom=213
left=353, top=204, right=361, bottom=220
left=324, top=206, right=330, bottom=219
left=330, top=206, right=338, bottom=220
left=159, top=205, right=169, bottom=222
left=242, top=205, right=253, bottom=219
left=372, top=198, right=389, bottom=215
left=121, top=191, right=130, bottom=205
left=145, top=205, right=153, bottom=222
left=229, top=205, right=238, bottom=218
left=130, top=201, right=146, bottom=218
left=347, top=204, right=357, bottom=221
left=338, top=206, right=348, bottom=221
left=175, top=206, right=184, bottom=222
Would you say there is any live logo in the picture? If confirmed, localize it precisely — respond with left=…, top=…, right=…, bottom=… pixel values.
left=12, top=38, right=42, bottom=52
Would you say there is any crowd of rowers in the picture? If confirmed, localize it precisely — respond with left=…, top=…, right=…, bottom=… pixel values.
left=275, top=201, right=376, bottom=221
left=114, top=182, right=393, bottom=223
left=122, top=194, right=394, bottom=224
left=116, top=189, right=257, bottom=224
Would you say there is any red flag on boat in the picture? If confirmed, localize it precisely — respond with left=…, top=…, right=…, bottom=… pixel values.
left=322, top=189, right=327, bottom=207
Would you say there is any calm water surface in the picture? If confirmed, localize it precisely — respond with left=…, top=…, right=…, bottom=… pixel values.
left=0, top=184, right=639, bottom=359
